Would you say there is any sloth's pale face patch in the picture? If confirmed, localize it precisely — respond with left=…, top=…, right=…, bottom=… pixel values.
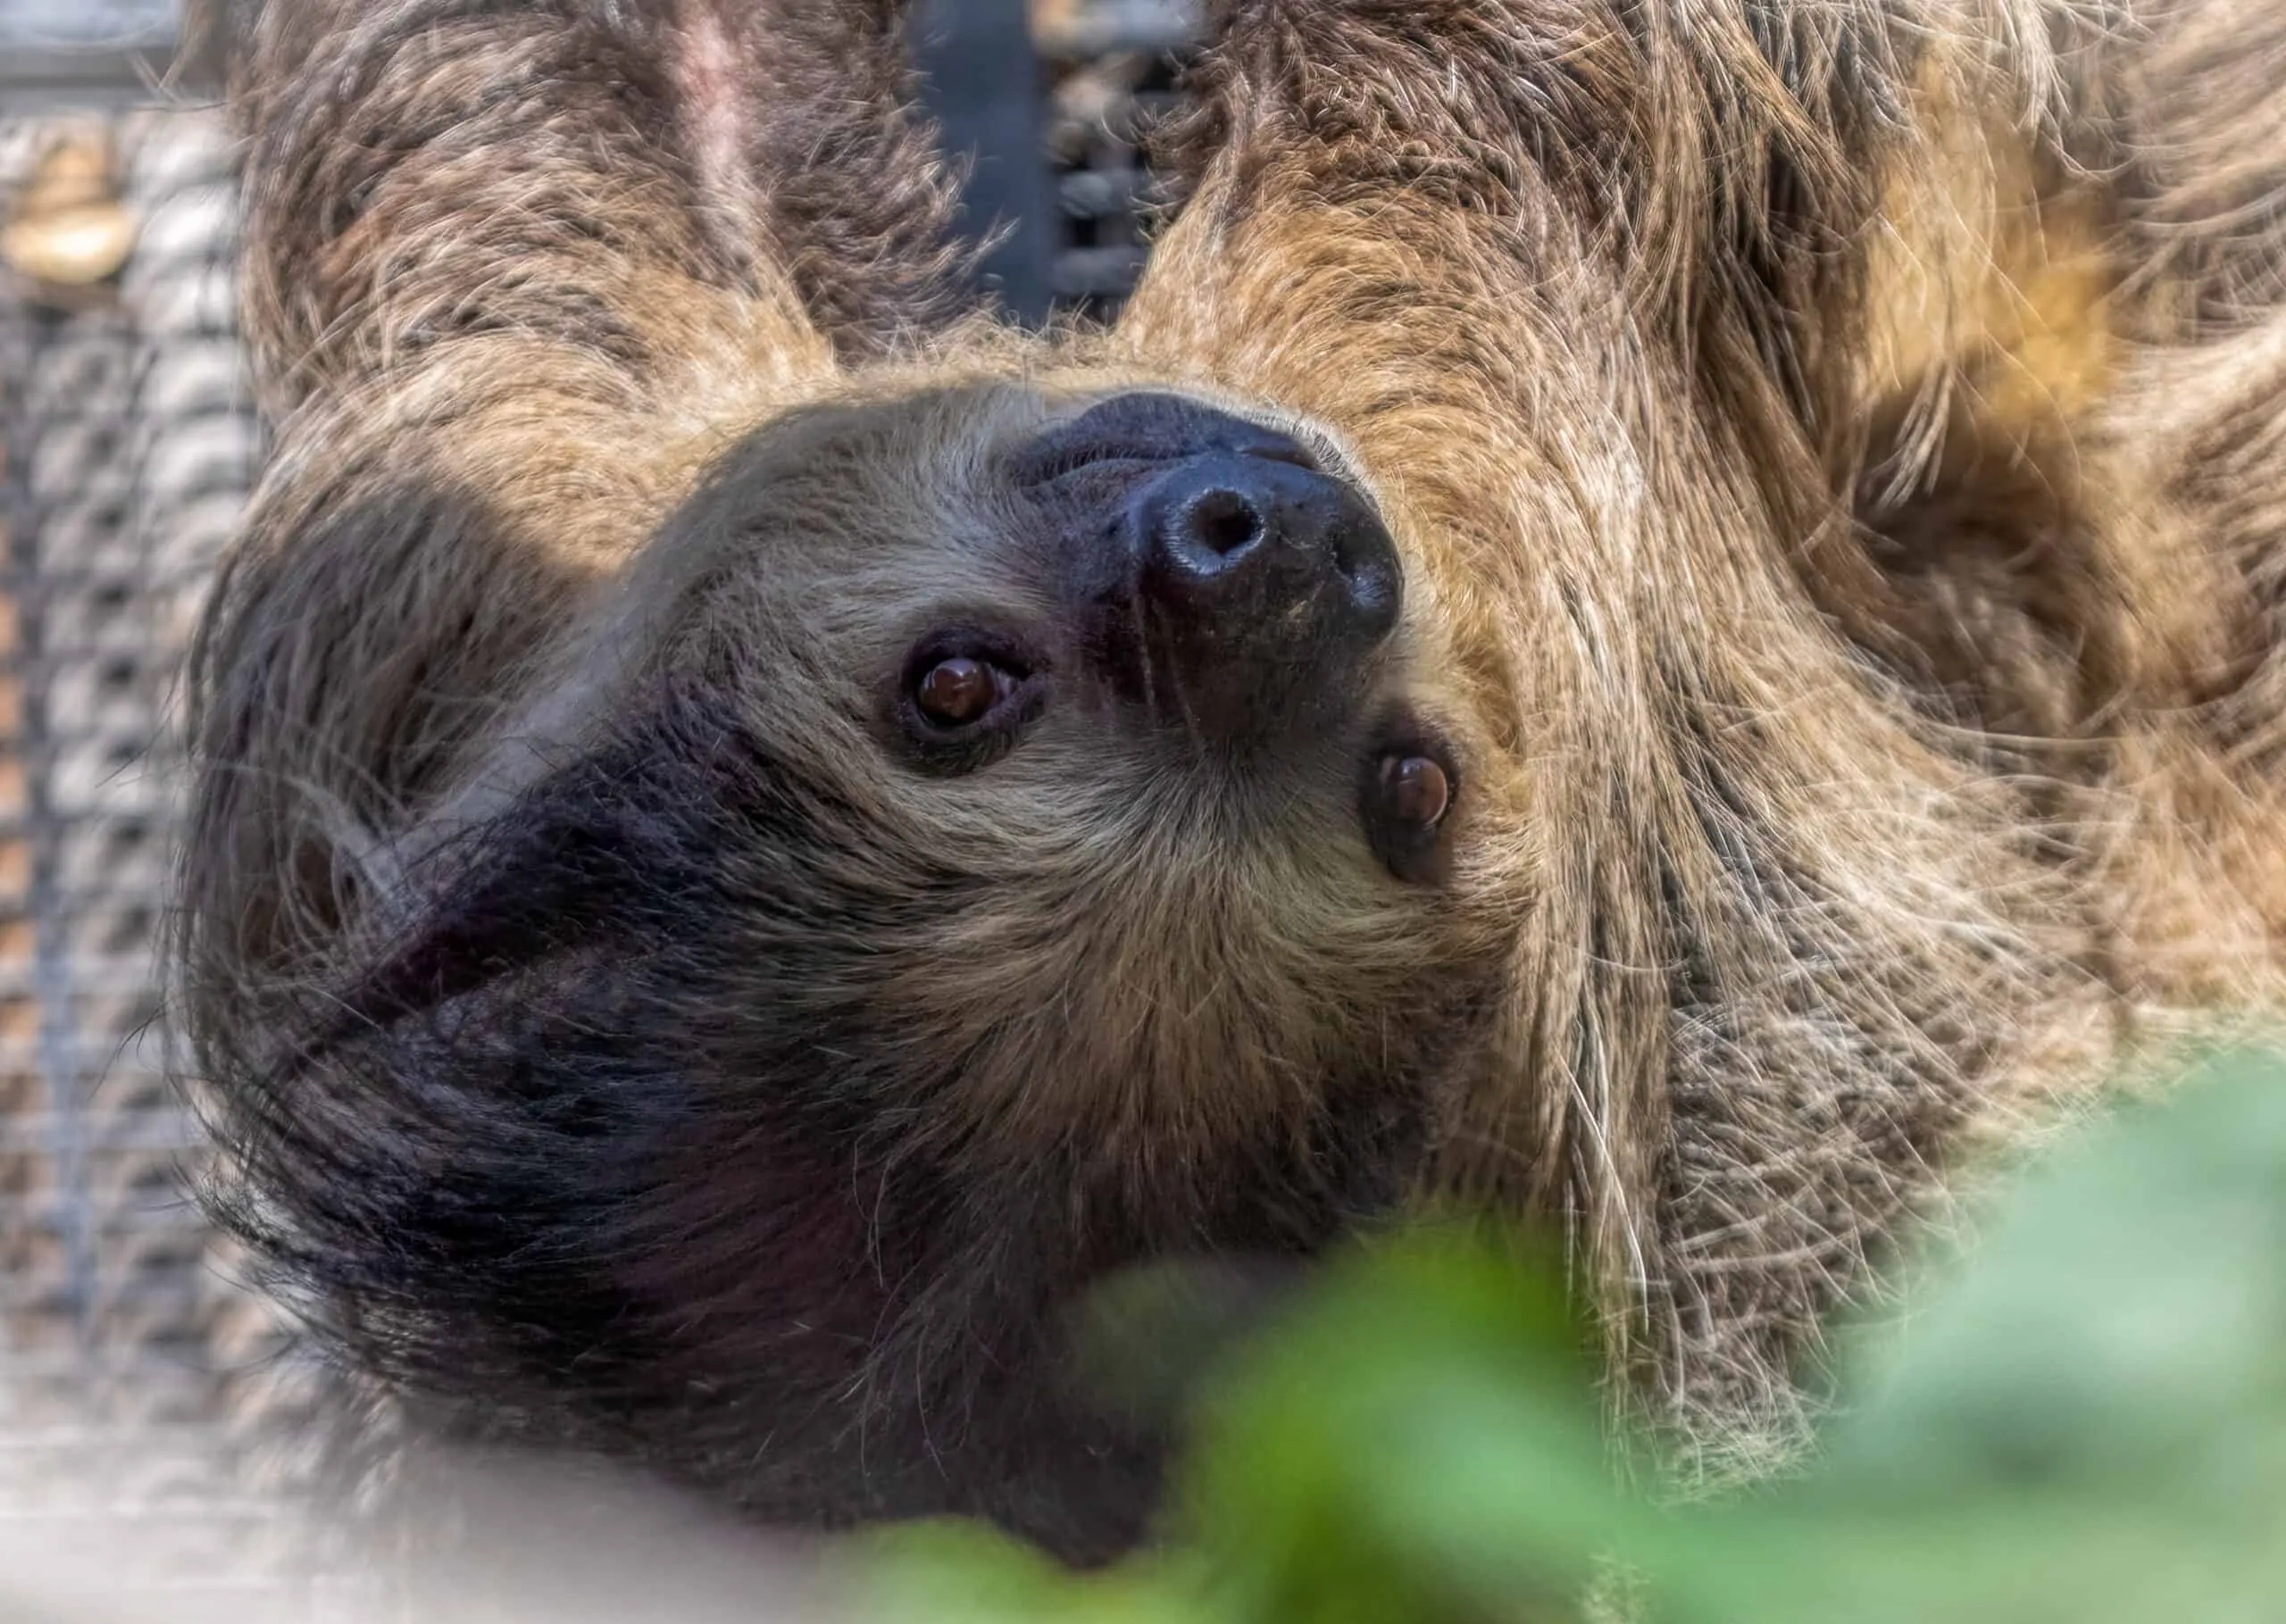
left=630, top=379, right=1472, bottom=879
left=864, top=386, right=1462, bottom=882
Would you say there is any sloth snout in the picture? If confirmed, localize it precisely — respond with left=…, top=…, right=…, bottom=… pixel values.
left=1024, top=392, right=1401, bottom=745
left=1120, top=449, right=1401, bottom=741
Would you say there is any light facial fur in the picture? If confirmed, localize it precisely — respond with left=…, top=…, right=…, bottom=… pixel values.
left=179, top=0, right=2286, bottom=1559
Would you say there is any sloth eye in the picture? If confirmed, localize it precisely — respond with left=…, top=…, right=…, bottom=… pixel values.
left=1380, top=754, right=1450, bottom=829
left=1363, top=739, right=1459, bottom=884
left=914, top=656, right=1005, bottom=727
left=894, top=634, right=1044, bottom=774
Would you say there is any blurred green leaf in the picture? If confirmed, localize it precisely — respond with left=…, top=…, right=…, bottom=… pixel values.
left=857, top=1045, right=2286, bottom=1624
left=1822, top=1047, right=2286, bottom=1496
left=1175, top=1231, right=1623, bottom=1624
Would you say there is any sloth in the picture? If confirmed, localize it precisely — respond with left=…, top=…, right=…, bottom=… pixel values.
left=180, top=0, right=2286, bottom=1562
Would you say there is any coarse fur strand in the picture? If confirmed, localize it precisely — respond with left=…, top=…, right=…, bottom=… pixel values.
left=177, top=0, right=2286, bottom=1558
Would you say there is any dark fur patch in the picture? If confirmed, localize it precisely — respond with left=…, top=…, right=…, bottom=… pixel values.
left=199, top=679, right=1444, bottom=1553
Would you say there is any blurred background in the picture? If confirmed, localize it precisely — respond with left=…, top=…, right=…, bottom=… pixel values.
left=0, top=0, right=1193, bottom=1607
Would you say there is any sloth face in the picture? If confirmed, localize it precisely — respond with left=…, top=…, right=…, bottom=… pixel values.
left=305, top=378, right=1523, bottom=1544
left=450, top=378, right=1513, bottom=1150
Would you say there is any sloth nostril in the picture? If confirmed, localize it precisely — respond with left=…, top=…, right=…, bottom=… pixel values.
left=1033, top=400, right=1399, bottom=746
left=1182, top=487, right=1265, bottom=560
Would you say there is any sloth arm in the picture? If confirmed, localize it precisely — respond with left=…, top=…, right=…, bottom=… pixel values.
left=1105, top=1, right=2173, bottom=1347
left=1107, top=0, right=1890, bottom=1211
left=183, top=0, right=963, bottom=983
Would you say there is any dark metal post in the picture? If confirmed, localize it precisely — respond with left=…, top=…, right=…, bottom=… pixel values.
left=912, top=0, right=1056, bottom=327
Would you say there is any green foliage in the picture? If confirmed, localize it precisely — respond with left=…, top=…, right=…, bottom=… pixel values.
left=852, top=1047, right=2286, bottom=1622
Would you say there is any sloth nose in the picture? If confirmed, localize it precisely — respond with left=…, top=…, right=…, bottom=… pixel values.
left=1121, top=450, right=1400, bottom=738
left=1022, top=392, right=1402, bottom=745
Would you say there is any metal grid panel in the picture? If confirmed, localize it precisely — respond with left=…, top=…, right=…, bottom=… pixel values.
left=0, top=1, right=181, bottom=112
left=1, top=0, right=173, bottom=36
left=0, top=0, right=1196, bottom=1598
left=0, top=107, right=324, bottom=1603
left=1039, top=2, right=1197, bottom=317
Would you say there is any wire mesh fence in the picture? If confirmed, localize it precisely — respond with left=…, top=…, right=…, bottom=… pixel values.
left=0, top=0, right=1196, bottom=1602
left=0, top=101, right=333, bottom=1604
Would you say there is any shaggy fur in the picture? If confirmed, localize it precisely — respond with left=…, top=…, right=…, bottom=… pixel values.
left=179, top=0, right=2286, bottom=1559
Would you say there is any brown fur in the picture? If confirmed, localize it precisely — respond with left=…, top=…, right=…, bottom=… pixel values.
left=178, top=0, right=2286, bottom=1554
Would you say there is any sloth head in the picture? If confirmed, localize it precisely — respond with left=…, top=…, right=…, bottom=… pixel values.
left=223, top=377, right=1531, bottom=1553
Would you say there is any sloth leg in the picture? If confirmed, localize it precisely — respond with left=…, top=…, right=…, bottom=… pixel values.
left=211, top=0, right=964, bottom=407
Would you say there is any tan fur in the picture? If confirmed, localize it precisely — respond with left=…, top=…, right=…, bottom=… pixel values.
left=179, top=0, right=2286, bottom=1545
